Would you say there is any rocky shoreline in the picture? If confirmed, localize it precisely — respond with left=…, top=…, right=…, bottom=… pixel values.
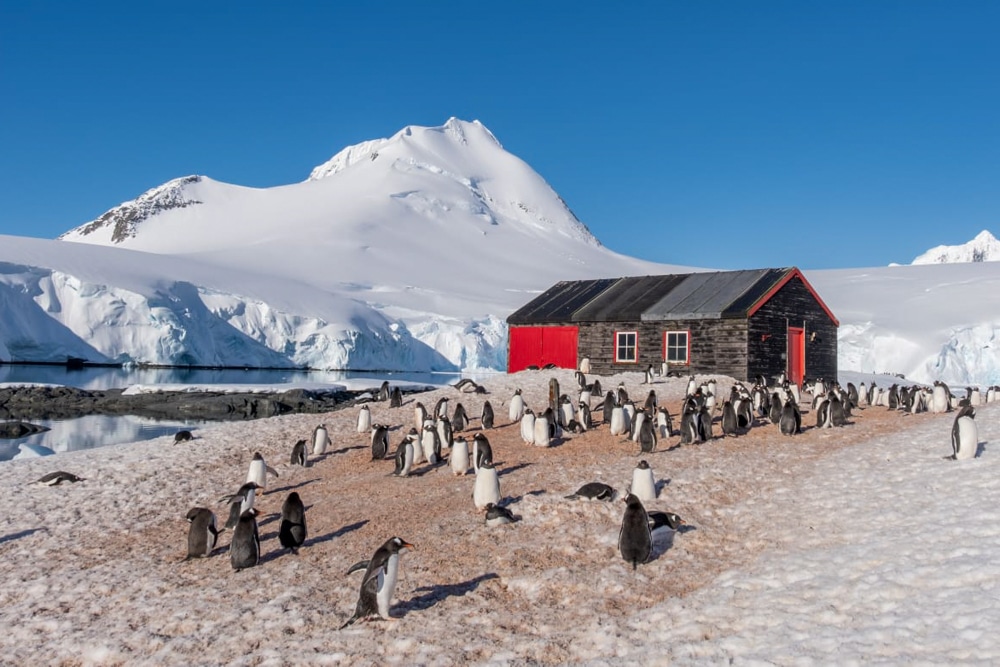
left=0, top=383, right=428, bottom=426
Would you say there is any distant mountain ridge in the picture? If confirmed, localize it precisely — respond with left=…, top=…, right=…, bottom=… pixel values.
left=911, top=230, right=1000, bottom=265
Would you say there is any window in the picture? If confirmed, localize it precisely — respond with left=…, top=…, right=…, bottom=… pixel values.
left=614, top=331, right=637, bottom=363
left=664, top=330, right=689, bottom=365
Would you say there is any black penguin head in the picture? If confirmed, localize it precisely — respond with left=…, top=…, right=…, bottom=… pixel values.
left=637, top=460, right=650, bottom=470
left=664, top=513, right=684, bottom=530
left=252, top=452, right=264, bottom=461
left=389, top=537, right=415, bottom=552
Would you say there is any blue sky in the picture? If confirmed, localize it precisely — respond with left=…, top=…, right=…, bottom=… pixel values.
left=1, top=1, right=997, bottom=270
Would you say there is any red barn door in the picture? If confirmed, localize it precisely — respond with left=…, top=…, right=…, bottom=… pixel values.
left=787, top=326, right=805, bottom=386
left=508, top=326, right=578, bottom=372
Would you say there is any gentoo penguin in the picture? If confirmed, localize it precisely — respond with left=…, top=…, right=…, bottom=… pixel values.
left=420, top=423, right=440, bottom=464
left=433, top=396, right=450, bottom=419
left=290, top=439, right=308, bottom=467
left=951, top=405, right=978, bottom=460
left=520, top=408, right=536, bottom=444
left=532, top=413, right=550, bottom=447
left=578, top=402, right=592, bottom=430
left=473, top=460, right=502, bottom=510
left=481, top=401, right=495, bottom=430
left=341, top=537, right=415, bottom=628
left=603, top=391, right=616, bottom=426
left=246, top=452, right=278, bottom=494
left=630, top=408, right=646, bottom=442
left=229, top=508, right=261, bottom=572
left=643, top=390, right=657, bottom=413
left=173, top=430, right=194, bottom=444
left=452, top=403, right=469, bottom=432
left=643, top=364, right=655, bottom=384
left=647, top=510, right=684, bottom=533
left=931, top=383, right=950, bottom=414
left=656, top=407, right=673, bottom=439
left=371, top=424, right=390, bottom=461
left=389, top=386, right=403, bottom=408
left=559, top=395, right=575, bottom=428
left=220, top=481, right=258, bottom=521
left=609, top=406, right=626, bottom=436
left=436, top=416, right=453, bottom=450
left=685, top=376, right=697, bottom=397
left=278, top=491, right=307, bottom=554
left=377, top=381, right=391, bottom=402
left=638, top=415, right=657, bottom=453
left=508, top=389, right=525, bottom=422
left=565, top=482, right=616, bottom=501
left=312, top=424, right=329, bottom=456
left=484, top=503, right=518, bottom=527
left=357, top=405, right=372, bottom=434
left=616, top=384, right=629, bottom=407
left=450, top=436, right=470, bottom=475
left=32, top=471, right=85, bottom=486
left=721, top=401, right=738, bottom=437
left=472, top=433, right=493, bottom=473
left=630, top=460, right=657, bottom=502
left=619, top=493, right=652, bottom=571
left=768, top=393, right=783, bottom=424
left=413, top=402, right=428, bottom=432
left=779, top=400, right=801, bottom=436
left=579, top=357, right=591, bottom=374
left=184, top=507, right=220, bottom=559
left=393, top=436, right=415, bottom=477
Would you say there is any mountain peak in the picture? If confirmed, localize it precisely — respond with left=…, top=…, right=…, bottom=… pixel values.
left=911, top=230, right=1000, bottom=265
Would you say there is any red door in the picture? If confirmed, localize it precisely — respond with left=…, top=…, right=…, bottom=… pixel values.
left=787, top=327, right=805, bottom=385
left=508, top=326, right=578, bottom=372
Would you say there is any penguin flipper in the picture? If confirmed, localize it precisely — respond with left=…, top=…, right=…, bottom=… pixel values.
left=345, top=560, right=371, bottom=576
left=266, top=466, right=279, bottom=477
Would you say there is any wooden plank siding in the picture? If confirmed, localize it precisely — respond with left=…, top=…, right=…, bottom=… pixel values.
left=747, top=277, right=838, bottom=383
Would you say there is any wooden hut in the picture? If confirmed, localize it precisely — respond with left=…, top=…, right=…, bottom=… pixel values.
left=506, top=267, right=838, bottom=384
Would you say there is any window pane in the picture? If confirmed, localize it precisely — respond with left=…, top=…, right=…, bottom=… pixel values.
left=616, top=332, right=636, bottom=362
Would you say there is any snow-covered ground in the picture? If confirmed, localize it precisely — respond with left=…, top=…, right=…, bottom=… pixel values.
left=0, top=368, right=994, bottom=665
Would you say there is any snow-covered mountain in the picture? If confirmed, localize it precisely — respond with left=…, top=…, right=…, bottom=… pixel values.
left=2, top=117, right=1000, bottom=384
left=911, top=229, right=1000, bottom=265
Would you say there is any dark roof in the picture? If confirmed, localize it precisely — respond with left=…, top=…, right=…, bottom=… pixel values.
left=506, top=267, right=839, bottom=325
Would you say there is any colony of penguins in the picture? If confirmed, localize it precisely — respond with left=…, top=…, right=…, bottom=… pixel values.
left=31, top=370, right=991, bottom=627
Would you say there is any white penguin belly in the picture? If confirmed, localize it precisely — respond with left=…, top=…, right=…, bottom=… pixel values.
left=631, top=469, right=657, bottom=502
left=956, top=417, right=978, bottom=460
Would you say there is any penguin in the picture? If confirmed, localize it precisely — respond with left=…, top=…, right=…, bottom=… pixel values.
left=931, top=383, right=950, bottom=414
left=413, top=402, right=428, bottom=431
left=520, top=408, right=536, bottom=444
left=951, top=405, right=978, bottom=460
left=565, top=482, right=616, bottom=501
left=656, top=407, right=673, bottom=439
left=229, top=508, right=261, bottom=572
left=647, top=510, right=684, bottom=533
left=377, top=381, right=391, bottom=402
left=473, top=460, right=502, bottom=510
left=341, top=537, right=415, bottom=628
left=436, top=416, right=453, bottom=450
left=592, top=379, right=603, bottom=400
left=579, top=388, right=592, bottom=410
left=420, top=423, right=440, bottom=464
left=721, top=401, right=738, bottom=437
left=768, top=393, right=783, bottom=424
left=779, top=400, right=801, bottom=436
left=290, top=439, right=308, bottom=467
left=481, top=401, right=495, bottom=429
left=450, top=436, right=470, bottom=476
left=630, top=460, right=657, bottom=502
left=846, top=383, right=860, bottom=411
left=643, top=364, right=655, bottom=384
left=452, top=403, right=469, bottom=432
left=278, top=491, right=307, bottom=554
left=393, top=437, right=415, bottom=477
left=609, top=406, right=626, bottom=436
left=643, top=390, right=657, bottom=413
left=532, top=413, right=550, bottom=447
left=357, top=405, right=372, bottom=434
left=433, top=396, right=450, bottom=419
left=453, top=378, right=485, bottom=394
left=389, top=386, right=403, bottom=408
left=220, top=481, right=258, bottom=522
left=619, top=493, right=652, bottom=571
left=371, top=424, right=390, bottom=461
left=616, top=384, right=629, bottom=407
left=685, top=376, right=697, bottom=397
left=575, top=369, right=587, bottom=388
left=579, top=358, right=591, bottom=374
left=698, top=403, right=713, bottom=441
left=472, top=433, right=493, bottom=473
left=312, top=424, right=329, bottom=456
left=223, top=499, right=244, bottom=531
left=578, top=402, right=592, bottom=430
left=638, top=415, right=657, bottom=453
left=32, top=471, right=85, bottom=486
left=246, top=452, right=278, bottom=494
left=559, top=395, right=575, bottom=428
left=602, top=391, right=616, bottom=425
left=508, top=389, right=525, bottom=422
left=173, top=430, right=194, bottom=444
left=184, top=507, right=220, bottom=559
left=630, top=408, right=646, bottom=442
left=484, top=503, right=518, bottom=527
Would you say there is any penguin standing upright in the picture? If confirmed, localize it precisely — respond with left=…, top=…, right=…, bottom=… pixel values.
left=185, top=507, right=220, bottom=559
left=951, top=405, right=978, bottom=460
left=357, top=405, right=372, bottom=434
left=278, top=492, right=307, bottom=553
left=290, top=439, right=308, bottom=467
left=472, top=433, right=493, bottom=473
left=473, top=460, right=502, bottom=509
left=420, top=423, right=440, bottom=465
left=414, top=403, right=428, bottom=431
left=619, top=493, right=652, bottom=570
left=221, top=482, right=259, bottom=530
left=609, top=406, right=626, bottom=436
left=779, top=400, right=801, bottom=436
left=721, top=401, right=738, bottom=437
left=450, top=436, right=470, bottom=475
left=393, top=436, right=415, bottom=477
left=508, top=389, right=525, bottom=422
left=371, top=424, right=390, bottom=461
left=656, top=407, right=673, bottom=439
left=630, top=460, right=657, bottom=502
left=603, top=391, right=616, bottom=425
left=578, top=402, right=592, bottom=430
left=520, top=408, right=536, bottom=444
left=643, top=364, right=655, bottom=384
left=246, top=452, right=278, bottom=494
left=436, top=416, right=453, bottom=450
left=481, top=401, right=495, bottom=429
left=533, top=412, right=551, bottom=447
left=638, top=415, right=657, bottom=453
left=389, top=386, right=403, bottom=408
left=433, top=396, right=450, bottom=419
left=452, top=403, right=469, bottom=432
left=341, top=537, right=415, bottom=628
left=230, top=508, right=261, bottom=572
left=312, top=424, right=329, bottom=456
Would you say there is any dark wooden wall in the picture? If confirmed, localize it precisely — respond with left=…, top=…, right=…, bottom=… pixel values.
left=747, top=278, right=838, bottom=383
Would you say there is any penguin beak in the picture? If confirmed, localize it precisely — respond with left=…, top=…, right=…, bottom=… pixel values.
left=402, top=541, right=415, bottom=551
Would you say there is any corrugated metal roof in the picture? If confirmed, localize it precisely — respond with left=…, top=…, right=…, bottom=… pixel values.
left=572, top=275, right=688, bottom=322
left=505, top=267, right=812, bottom=324
left=642, top=269, right=788, bottom=320
left=506, top=278, right=618, bottom=325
